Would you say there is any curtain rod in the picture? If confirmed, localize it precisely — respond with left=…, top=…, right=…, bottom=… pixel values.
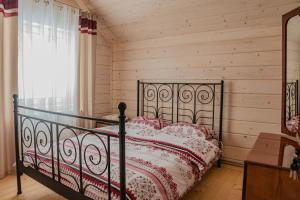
left=54, top=0, right=96, bottom=16
left=53, top=0, right=98, bottom=19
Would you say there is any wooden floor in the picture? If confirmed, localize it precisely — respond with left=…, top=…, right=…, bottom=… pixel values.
left=0, top=164, right=243, bottom=200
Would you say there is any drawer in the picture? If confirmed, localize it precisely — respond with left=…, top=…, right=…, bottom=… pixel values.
left=244, top=163, right=280, bottom=200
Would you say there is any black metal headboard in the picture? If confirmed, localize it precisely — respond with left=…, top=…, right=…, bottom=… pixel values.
left=286, top=80, right=299, bottom=120
left=136, top=80, right=224, bottom=141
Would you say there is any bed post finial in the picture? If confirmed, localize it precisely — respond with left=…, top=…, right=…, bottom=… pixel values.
left=118, top=102, right=127, bottom=118
left=13, top=94, right=18, bottom=101
left=118, top=102, right=127, bottom=200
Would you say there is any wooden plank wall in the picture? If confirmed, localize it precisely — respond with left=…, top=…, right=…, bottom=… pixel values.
left=108, top=0, right=300, bottom=163
left=94, top=20, right=114, bottom=116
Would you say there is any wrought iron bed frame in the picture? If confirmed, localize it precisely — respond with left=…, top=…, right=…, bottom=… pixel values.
left=13, top=80, right=224, bottom=200
left=286, top=80, right=299, bottom=120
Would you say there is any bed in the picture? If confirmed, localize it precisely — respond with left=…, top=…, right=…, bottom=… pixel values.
left=13, top=80, right=224, bottom=200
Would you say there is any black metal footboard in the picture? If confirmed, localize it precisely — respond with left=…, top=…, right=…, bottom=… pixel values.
left=13, top=94, right=127, bottom=200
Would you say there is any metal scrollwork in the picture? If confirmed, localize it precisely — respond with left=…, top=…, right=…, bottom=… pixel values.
left=35, top=121, right=51, bottom=155
left=83, top=184, right=107, bottom=195
left=144, top=84, right=157, bottom=102
left=141, top=82, right=220, bottom=126
left=58, top=127, right=79, bottom=165
left=158, top=84, right=173, bottom=102
left=178, top=84, right=194, bottom=104
left=81, top=133, right=108, bottom=176
left=143, top=83, right=174, bottom=119
left=196, top=85, right=214, bottom=105
left=21, top=118, right=34, bottom=148
left=60, top=170, right=81, bottom=191
left=286, top=81, right=298, bottom=120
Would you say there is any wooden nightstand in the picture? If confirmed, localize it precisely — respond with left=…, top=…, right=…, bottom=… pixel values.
left=242, top=133, right=300, bottom=200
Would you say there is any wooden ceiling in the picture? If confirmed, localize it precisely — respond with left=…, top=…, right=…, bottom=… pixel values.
left=86, top=0, right=300, bottom=42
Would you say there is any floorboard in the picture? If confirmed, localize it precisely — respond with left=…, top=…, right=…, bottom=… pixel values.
left=0, top=164, right=243, bottom=200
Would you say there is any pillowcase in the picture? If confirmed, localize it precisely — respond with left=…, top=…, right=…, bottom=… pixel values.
left=163, top=122, right=216, bottom=139
left=128, top=116, right=163, bottom=130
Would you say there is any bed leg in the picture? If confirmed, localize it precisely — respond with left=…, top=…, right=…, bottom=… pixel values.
left=13, top=95, right=22, bottom=195
left=16, top=167, right=22, bottom=194
left=217, top=159, right=221, bottom=168
left=118, top=102, right=127, bottom=200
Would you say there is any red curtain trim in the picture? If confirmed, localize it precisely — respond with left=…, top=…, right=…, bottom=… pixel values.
left=79, top=16, right=97, bottom=35
left=0, top=0, right=18, bottom=17
left=79, top=30, right=97, bottom=35
left=0, top=8, right=17, bottom=17
left=0, top=0, right=18, bottom=10
left=78, top=28, right=97, bottom=35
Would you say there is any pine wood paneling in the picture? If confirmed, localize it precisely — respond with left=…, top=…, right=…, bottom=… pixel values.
left=90, top=0, right=300, bottom=162
left=106, top=1, right=300, bottom=162
left=94, top=20, right=113, bottom=117
left=88, top=0, right=299, bottom=40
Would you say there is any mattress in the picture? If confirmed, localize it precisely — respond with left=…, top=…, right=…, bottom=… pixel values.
left=23, top=121, right=220, bottom=200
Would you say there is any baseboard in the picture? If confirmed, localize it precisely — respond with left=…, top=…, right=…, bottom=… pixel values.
left=222, top=158, right=244, bottom=167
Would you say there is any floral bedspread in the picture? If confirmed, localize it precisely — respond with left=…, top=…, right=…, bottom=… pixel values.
left=23, top=121, right=220, bottom=200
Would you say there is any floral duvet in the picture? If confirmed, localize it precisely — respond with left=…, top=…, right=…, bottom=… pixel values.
left=23, top=121, right=220, bottom=200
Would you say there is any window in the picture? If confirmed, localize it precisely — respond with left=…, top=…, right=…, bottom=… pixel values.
left=18, top=0, right=79, bottom=113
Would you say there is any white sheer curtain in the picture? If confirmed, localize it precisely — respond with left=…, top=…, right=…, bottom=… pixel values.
left=18, top=0, right=79, bottom=115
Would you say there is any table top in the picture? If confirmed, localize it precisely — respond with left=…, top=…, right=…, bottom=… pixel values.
left=246, top=133, right=282, bottom=167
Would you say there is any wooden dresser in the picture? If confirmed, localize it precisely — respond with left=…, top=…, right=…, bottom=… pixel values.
left=242, top=133, right=300, bottom=200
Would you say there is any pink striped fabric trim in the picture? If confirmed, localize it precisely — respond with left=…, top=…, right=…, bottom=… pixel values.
left=0, top=0, right=17, bottom=17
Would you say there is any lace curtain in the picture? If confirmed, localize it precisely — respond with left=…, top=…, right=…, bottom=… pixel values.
left=18, top=0, right=80, bottom=116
